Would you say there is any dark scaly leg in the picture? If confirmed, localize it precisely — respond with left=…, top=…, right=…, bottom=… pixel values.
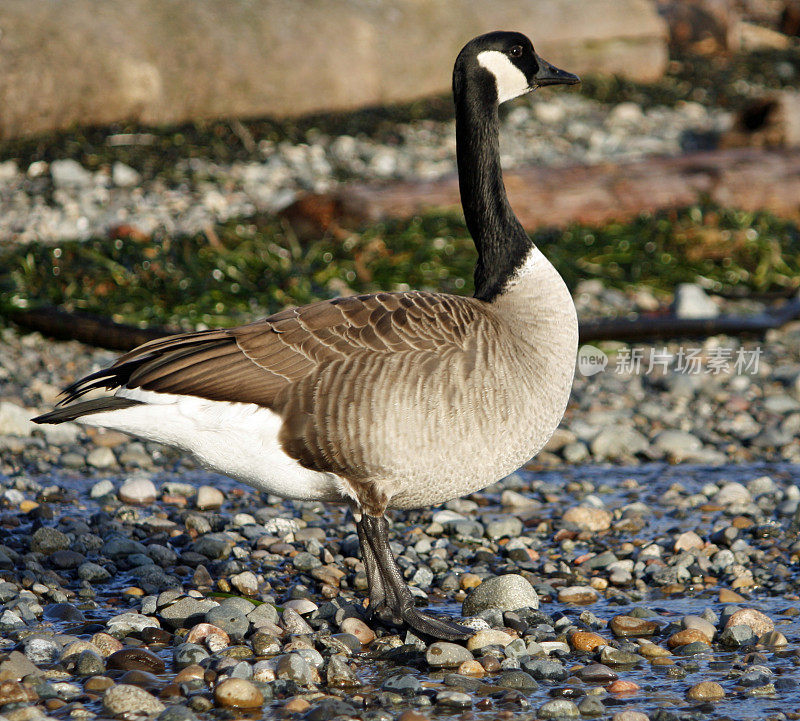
left=356, top=516, right=387, bottom=613
left=356, top=514, right=472, bottom=641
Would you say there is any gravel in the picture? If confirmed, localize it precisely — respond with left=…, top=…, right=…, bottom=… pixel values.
left=0, top=95, right=730, bottom=246
left=0, top=446, right=795, bottom=720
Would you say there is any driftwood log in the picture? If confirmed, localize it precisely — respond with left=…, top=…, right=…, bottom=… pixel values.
left=6, top=300, right=800, bottom=353
left=282, top=148, right=800, bottom=235
left=5, top=307, right=171, bottom=352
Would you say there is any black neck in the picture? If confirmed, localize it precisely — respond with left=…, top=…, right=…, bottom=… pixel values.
left=455, top=75, right=532, bottom=302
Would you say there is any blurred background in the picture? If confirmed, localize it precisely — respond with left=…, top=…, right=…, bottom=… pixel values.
left=1, top=0, right=800, bottom=472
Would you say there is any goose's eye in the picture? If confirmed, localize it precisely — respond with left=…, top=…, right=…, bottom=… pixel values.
left=509, top=45, right=523, bottom=58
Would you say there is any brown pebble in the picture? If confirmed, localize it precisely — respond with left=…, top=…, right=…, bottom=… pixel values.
left=460, top=573, right=482, bottom=590
left=214, top=678, right=264, bottom=709
left=674, top=531, right=704, bottom=552
left=44, top=698, right=65, bottom=711
left=62, top=640, right=103, bottom=659
left=118, top=669, right=163, bottom=690
left=667, top=629, right=711, bottom=649
left=758, top=630, right=788, bottom=647
left=0, top=681, right=34, bottom=705
left=284, top=697, right=311, bottom=713
left=398, top=711, right=431, bottom=721
left=563, top=506, right=612, bottom=531
left=160, top=683, right=182, bottom=699
left=610, top=615, right=658, bottom=637
left=608, top=680, right=639, bottom=694
left=457, top=660, right=485, bottom=677
left=638, top=643, right=671, bottom=658
left=311, top=565, right=345, bottom=587
left=140, top=628, right=173, bottom=646
left=107, top=648, right=166, bottom=674
left=467, top=629, right=513, bottom=652
left=84, top=676, right=115, bottom=692
left=91, top=633, right=124, bottom=657
left=612, top=712, right=649, bottom=721
left=570, top=631, right=607, bottom=652
left=479, top=655, right=501, bottom=673
left=340, top=617, right=376, bottom=645
left=724, top=608, right=775, bottom=636
left=558, top=586, right=599, bottom=604
left=174, top=665, right=206, bottom=684
left=186, top=623, right=230, bottom=646
left=687, top=681, right=725, bottom=700
left=719, top=589, right=746, bottom=603
left=651, top=657, right=674, bottom=666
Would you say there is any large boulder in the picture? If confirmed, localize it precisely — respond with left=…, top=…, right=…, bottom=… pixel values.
left=0, top=0, right=667, bottom=139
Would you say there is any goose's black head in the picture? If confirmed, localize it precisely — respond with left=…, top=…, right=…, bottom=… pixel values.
left=453, top=31, right=579, bottom=105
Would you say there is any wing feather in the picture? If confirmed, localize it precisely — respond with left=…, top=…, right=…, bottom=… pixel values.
left=57, top=291, right=482, bottom=410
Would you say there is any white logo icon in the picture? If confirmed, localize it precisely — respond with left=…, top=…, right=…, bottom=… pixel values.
left=578, top=345, right=608, bottom=377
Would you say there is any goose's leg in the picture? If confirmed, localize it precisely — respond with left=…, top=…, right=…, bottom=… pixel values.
left=357, top=514, right=473, bottom=641
left=356, top=517, right=388, bottom=614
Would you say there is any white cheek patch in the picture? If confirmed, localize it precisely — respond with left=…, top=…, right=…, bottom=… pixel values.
left=477, top=50, right=530, bottom=103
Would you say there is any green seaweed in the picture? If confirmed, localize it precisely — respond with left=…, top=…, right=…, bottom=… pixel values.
left=2, top=204, right=799, bottom=331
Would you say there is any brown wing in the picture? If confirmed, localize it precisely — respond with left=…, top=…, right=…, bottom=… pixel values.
left=59, top=291, right=481, bottom=410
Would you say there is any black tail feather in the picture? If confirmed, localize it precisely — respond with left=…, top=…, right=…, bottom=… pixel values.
left=58, top=359, right=151, bottom=406
left=33, top=397, right=144, bottom=424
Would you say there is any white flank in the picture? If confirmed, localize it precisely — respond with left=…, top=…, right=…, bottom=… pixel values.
left=477, top=50, right=530, bottom=103
left=76, top=388, right=353, bottom=504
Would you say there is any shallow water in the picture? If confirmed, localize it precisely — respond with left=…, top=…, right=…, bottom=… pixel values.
left=8, top=461, right=800, bottom=720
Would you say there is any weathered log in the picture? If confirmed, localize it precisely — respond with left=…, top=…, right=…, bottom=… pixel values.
left=580, top=299, right=800, bottom=343
left=5, top=306, right=172, bottom=351
left=284, top=148, right=800, bottom=233
left=6, top=299, right=800, bottom=352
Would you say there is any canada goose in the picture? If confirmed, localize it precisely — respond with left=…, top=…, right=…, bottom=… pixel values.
left=34, top=31, right=579, bottom=641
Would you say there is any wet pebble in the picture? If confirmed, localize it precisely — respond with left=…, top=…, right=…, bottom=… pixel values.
left=467, top=628, right=514, bottom=651
left=195, top=485, right=224, bottom=510
left=205, top=604, right=250, bottom=639
left=686, top=681, right=725, bottom=700
left=435, top=689, right=472, bottom=708
left=462, top=574, right=539, bottom=614
left=570, top=631, right=608, bottom=651
left=339, top=617, right=375, bottom=645
left=118, top=475, right=157, bottom=504
left=724, top=608, right=775, bottom=636
left=107, top=648, right=166, bottom=674
left=538, top=698, right=580, bottom=718
left=213, top=677, right=264, bottom=708
left=102, top=684, right=165, bottom=717
left=426, top=642, right=473, bottom=668
left=610, top=615, right=659, bottom=637
left=276, top=653, right=315, bottom=686
left=576, top=663, right=618, bottom=683
left=562, top=506, right=612, bottom=531
left=558, top=586, right=598, bottom=604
